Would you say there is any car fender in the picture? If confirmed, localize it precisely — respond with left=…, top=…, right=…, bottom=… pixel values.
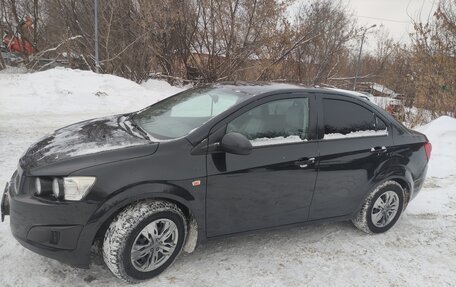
left=79, top=182, right=203, bottom=262
left=352, top=164, right=414, bottom=217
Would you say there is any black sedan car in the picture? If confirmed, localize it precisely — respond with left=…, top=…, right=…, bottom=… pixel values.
left=1, top=83, right=431, bottom=282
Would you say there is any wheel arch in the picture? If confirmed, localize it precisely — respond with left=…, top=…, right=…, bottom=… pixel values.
left=353, top=165, right=414, bottom=217
left=384, top=165, right=414, bottom=207
left=387, top=177, right=411, bottom=207
left=90, top=183, right=201, bottom=257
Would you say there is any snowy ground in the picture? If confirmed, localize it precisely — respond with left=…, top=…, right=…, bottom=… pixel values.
left=0, top=68, right=455, bottom=286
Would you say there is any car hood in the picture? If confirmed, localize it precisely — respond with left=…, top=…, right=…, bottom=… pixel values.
left=20, top=115, right=152, bottom=171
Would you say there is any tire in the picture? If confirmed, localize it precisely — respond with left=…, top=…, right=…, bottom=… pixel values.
left=351, top=181, right=404, bottom=234
left=103, top=200, right=187, bottom=283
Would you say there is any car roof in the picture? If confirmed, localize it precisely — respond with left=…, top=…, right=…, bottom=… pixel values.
left=207, top=82, right=371, bottom=100
left=207, top=82, right=308, bottom=96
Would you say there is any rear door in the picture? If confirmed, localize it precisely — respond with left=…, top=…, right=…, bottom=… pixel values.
left=309, top=95, right=393, bottom=220
left=206, top=93, right=319, bottom=237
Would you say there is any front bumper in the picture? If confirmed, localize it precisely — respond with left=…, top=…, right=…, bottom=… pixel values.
left=3, top=173, right=100, bottom=268
left=1, top=183, right=9, bottom=221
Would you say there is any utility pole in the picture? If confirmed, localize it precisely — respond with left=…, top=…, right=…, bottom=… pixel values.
left=353, top=24, right=376, bottom=90
left=94, top=0, right=100, bottom=73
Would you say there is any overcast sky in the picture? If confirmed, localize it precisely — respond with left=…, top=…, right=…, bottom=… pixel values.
left=344, top=0, right=438, bottom=48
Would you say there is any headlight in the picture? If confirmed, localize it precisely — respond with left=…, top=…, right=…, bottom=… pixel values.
left=35, top=177, right=53, bottom=196
left=62, top=176, right=96, bottom=201
left=37, top=176, right=96, bottom=201
left=52, top=178, right=63, bottom=199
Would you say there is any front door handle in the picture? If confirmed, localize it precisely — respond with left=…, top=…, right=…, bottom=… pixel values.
left=370, top=146, right=387, bottom=153
left=295, top=157, right=316, bottom=168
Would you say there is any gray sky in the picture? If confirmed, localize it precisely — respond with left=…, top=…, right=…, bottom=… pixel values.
left=345, top=0, right=438, bottom=47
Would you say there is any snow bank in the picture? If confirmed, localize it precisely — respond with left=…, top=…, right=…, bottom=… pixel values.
left=416, top=116, right=456, bottom=178
left=140, top=78, right=185, bottom=95
left=0, top=68, right=184, bottom=115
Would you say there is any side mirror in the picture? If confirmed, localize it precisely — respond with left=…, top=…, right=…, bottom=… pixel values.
left=219, top=132, right=253, bottom=155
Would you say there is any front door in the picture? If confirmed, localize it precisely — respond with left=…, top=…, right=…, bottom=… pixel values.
left=206, top=94, right=318, bottom=237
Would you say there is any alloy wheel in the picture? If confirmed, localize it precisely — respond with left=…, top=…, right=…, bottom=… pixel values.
left=130, top=218, right=179, bottom=272
left=371, top=190, right=399, bottom=228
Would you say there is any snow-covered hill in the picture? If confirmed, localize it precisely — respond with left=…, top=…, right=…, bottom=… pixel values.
left=417, top=116, right=456, bottom=178
left=0, top=67, right=183, bottom=115
left=0, top=68, right=455, bottom=286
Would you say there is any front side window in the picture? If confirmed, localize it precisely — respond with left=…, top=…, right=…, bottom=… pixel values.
left=227, top=98, right=310, bottom=146
left=132, top=87, right=252, bottom=140
left=322, top=99, right=388, bottom=139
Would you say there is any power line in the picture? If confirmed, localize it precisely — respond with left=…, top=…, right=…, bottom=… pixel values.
left=357, top=15, right=410, bottom=24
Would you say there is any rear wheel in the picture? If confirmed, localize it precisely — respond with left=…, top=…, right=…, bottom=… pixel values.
left=103, top=200, right=186, bottom=283
left=351, top=181, right=404, bottom=234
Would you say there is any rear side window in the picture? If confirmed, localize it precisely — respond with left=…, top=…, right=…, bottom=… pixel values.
left=227, top=98, right=310, bottom=146
left=322, top=99, right=387, bottom=139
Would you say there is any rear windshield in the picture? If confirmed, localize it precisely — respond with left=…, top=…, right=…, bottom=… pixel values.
left=132, top=87, right=252, bottom=140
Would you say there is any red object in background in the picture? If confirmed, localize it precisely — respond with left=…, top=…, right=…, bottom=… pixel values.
left=386, top=104, right=393, bottom=113
left=2, top=33, right=35, bottom=55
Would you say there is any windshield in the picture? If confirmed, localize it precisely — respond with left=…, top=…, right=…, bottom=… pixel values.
left=132, top=86, right=252, bottom=140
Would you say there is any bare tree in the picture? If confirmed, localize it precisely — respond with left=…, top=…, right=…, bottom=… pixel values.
left=292, top=0, right=356, bottom=85
left=1, top=0, right=452, bottom=123
left=411, top=0, right=456, bottom=117
left=253, top=0, right=356, bottom=84
left=189, top=0, right=289, bottom=82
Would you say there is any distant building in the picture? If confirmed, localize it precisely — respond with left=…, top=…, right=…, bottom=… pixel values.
left=357, top=82, right=401, bottom=98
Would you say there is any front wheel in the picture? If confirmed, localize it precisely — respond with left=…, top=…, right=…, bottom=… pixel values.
left=351, top=181, right=404, bottom=234
left=103, top=200, right=187, bottom=283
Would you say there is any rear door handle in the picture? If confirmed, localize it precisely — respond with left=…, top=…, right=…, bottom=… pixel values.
left=370, top=146, right=387, bottom=153
left=295, top=157, right=316, bottom=168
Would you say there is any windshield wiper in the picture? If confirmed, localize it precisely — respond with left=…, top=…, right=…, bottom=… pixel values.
left=130, top=120, right=151, bottom=140
left=120, top=114, right=152, bottom=141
